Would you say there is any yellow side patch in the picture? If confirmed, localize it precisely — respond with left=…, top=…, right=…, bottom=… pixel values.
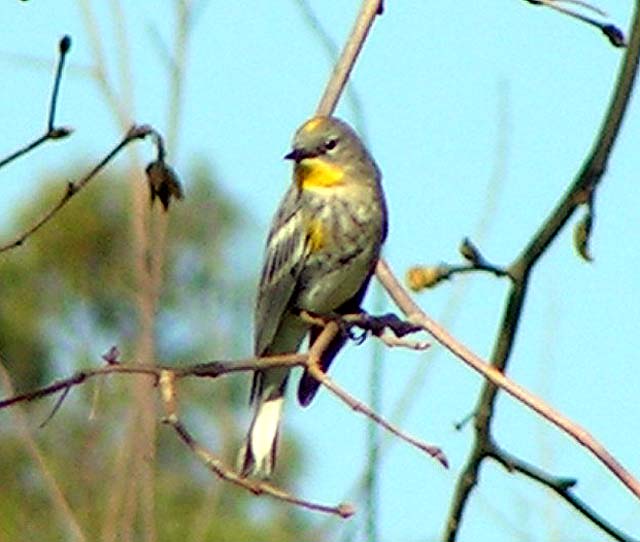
left=295, top=158, right=345, bottom=190
left=307, top=219, right=326, bottom=252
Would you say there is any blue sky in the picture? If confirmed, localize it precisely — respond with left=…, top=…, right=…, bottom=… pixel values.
left=2, top=1, right=639, bottom=541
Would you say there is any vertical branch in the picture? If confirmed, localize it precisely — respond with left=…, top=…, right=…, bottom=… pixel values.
left=364, top=285, right=385, bottom=542
left=443, top=2, right=640, bottom=539
left=166, top=0, right=193, bottom=154
left=79, top=3, right=156, bottom=540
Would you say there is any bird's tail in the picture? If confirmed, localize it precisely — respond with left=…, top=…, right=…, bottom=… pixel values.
left=297, top=324, right=347, bottom=406
left=237, top=368, right=289, bottom=478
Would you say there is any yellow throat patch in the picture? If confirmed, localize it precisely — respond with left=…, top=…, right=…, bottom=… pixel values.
left=295, top=158, right=345, bottom=191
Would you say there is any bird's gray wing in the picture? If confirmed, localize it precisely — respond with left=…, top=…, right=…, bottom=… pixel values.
left=254, top=187, right=308, bottom=357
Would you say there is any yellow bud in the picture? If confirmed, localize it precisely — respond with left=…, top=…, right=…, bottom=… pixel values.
left=406, top=265, right=449, bottom=291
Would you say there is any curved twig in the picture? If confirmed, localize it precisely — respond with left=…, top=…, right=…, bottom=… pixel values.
left=0, top=125, right=163, bottom=254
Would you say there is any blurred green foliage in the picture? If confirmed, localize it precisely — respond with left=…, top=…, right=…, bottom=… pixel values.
left=0, top=160, right=309, bottom=541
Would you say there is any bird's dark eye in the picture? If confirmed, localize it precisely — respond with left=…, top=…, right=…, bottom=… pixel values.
left=324, top=138, right=338, bottom=151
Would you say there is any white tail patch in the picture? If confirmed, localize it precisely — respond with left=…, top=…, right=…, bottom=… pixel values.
left=249, top=397, right=284, bottom=476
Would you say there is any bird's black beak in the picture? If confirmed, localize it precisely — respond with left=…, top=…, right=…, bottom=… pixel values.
left=284, top=148, right=316, bottom=162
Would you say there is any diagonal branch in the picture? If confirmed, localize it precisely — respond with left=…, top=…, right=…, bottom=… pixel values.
left=306, top=0, right=639, bottom=536
left=306, top=323, right=448, bottom=467
left=157, top=371, right=354, bottom=518
left=486, top=443, right=640, bottom=542
left=0, top=124, right=164, bottom=254
left=377, top=258, right=640, bottom=500
left=315, top=0, right=383, bottom=117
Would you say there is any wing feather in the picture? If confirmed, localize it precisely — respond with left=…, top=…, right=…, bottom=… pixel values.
left=254, top=187, right=308, bottom=356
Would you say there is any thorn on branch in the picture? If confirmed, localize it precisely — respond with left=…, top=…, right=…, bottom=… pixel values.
left=38, top=384, right=72, bottom=428
left=454, top=410, right=476, bottom=431
left=557, top=476, right=578, bottom=490
left=573, top=206, right=594, bottom=262
left=49, top=127, right=73, bottom=140
left=459, top=237, right=482, bottom=265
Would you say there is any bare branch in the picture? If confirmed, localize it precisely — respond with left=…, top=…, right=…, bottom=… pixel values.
left=439, top=2, right=640, bottom=534
left=523, top=0, right=626, bottom=46
left=0, top=35, right=73, bottom=170
left=305, top=323, right=448, bottom=468
left=377, top=257, right=640, bottom=503
left=315, top=0, right=383, bottom=116
left=487, top=444, right=640, bottom=542
left=0, top=124, right=162, bottom=254
left=156, top=367, right=354, bottom=518
left=0, top=353, right=307, bottom=411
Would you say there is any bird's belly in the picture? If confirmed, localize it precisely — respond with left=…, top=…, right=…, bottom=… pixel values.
left=295, top=246, right=375, bottom=314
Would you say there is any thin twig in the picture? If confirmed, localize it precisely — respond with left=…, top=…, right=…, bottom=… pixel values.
left=523, top=0, right=626, bottom=46
left=487, top=444, right=640, bottom=542
left=0, top=125, right=158, bottom=254
left=48, top=36, right=71, bottom=131
left=156, top=369, right=354, bottom=518
left=0, top=36, right=72, bottom=170
left=0, top=353, right=307, bottom=411
left=168, top=416, right=355, bottom=517
left=306, top=324, right=448, bottom=467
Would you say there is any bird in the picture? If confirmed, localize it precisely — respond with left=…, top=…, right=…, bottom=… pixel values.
left=237, top=115, right=388, bottom=478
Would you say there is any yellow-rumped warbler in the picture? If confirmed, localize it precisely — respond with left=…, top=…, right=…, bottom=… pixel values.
left=238, top=116, right=388, bottom=478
